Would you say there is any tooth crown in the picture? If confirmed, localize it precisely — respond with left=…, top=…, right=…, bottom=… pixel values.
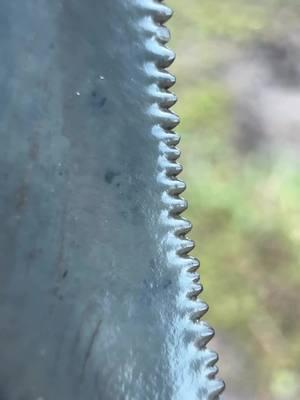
left=139, top=1, right=225, bottom=398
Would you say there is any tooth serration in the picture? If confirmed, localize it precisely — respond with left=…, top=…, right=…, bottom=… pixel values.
left=141, top=0, right=225, bottom=398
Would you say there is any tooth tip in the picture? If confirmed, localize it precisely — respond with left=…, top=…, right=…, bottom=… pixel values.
left=196, top=323, right=215, bottom=348
left=205, top=349, right=219, bottom=367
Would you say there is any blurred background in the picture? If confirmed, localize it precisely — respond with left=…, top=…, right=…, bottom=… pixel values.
left=169, top=1, right=300, bottom=399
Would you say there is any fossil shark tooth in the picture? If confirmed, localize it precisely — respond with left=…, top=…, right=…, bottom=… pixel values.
left=0, top=0, right=224, bottom=399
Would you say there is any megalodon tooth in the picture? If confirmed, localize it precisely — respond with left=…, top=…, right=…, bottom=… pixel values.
left=0, top=1, right=224, bottom=399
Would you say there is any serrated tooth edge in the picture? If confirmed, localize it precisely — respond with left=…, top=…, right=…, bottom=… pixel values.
left=139, top=1, right=224, bottom=398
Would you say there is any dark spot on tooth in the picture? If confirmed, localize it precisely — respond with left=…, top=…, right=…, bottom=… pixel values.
left=98, top=97, right=107, bottom=108
left=120, top=210, right=128, bottom=219
left=149, top=258, right=156, bottom=271
left=163, top=279, right=172, bottom=289
left=104, top=169, right=119, bottom=184
left=29, top=141, right=39, bottom=161
left=90, top=90, right=107, bottom=109
left=28, top=249, right=36, bottom=261
left=15, top=184, right=28, bottom=211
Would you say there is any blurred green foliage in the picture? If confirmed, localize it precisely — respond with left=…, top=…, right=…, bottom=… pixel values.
left=169, top=0, right=300, bottom=398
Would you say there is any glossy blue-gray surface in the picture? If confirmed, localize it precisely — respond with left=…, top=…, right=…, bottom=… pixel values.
left=0, top=1, right=223, bottom=399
